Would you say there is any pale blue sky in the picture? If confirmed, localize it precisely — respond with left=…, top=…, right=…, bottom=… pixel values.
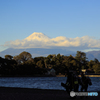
left=0, top=0, right=100, bottom=52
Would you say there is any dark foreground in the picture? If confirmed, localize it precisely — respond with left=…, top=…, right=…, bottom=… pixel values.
left=0, top=87, right=99, bottom=100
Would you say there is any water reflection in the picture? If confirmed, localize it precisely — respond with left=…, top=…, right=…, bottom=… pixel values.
left=0, top=77, right=99, bottom=91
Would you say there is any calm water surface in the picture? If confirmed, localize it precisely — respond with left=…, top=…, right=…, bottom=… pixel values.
left=0, top=77, right=100, bottom=91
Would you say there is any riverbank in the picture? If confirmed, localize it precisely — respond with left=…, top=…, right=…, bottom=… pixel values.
left=0, top=87, right=100, bottom=100
left=56, top=75, right=100, bottom=77
left=0, top=74, right=100, bottom=77
left=78, top=75, right=100, bottom=77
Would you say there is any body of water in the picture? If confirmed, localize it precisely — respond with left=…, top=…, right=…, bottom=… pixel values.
left=0, top=77, right=100, bottom=91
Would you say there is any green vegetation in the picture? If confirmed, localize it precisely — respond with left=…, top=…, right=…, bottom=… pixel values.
left=0, top=51, right=100, bottom=76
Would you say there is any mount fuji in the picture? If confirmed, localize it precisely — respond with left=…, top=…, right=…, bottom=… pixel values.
left=0, top=32, right=75, bottom=57
left=1, top=32, right=100, bottom=61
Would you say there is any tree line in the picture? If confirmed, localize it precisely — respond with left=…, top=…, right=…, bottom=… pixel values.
left=0, top=51, right=100, bottom=76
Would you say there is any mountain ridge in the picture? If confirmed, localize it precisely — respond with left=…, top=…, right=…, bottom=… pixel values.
left=0, top=48, right=75, bottom=58
left=0, top=48, right=100, bottom=61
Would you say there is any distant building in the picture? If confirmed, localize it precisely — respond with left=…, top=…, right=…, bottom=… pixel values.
left=81, top=69, right=86, bottom=74
left=86, top=69, right=95, bottom=74
left=81, top=69, right=95, bottom=74
left=45, top=68, right=56, bottom=76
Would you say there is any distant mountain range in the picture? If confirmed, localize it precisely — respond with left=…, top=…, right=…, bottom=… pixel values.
left=86, top=51, right=100, bottom=61
left=0, top=48, right=75, bottom=58
left=0, top=48, right=100, bottom=61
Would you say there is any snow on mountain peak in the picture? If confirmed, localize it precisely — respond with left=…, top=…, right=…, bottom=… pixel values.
left=25, top=32, right=49, bottom=41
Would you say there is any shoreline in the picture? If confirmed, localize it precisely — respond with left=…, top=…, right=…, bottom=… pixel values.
left=56, top=75, right=100, bottom=77
left=0, top=87, right=100, bottom=100
left=0, top=74, right=100, bottom=77
left=78, top=75, right=100, bottom=77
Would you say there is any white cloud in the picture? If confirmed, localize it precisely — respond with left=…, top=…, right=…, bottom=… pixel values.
left=3, top=32, right=100, bottom=51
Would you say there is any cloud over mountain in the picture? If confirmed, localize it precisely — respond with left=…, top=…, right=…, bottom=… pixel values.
left=4, top=32, right=100, bottom=51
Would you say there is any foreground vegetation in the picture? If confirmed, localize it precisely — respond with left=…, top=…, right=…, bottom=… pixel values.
left=0, top=51, right=100, bottom=76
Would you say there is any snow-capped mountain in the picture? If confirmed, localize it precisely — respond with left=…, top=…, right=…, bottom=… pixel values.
left=1, top=32, right=100, bottom=61
left=24, top=32, right=50, bottom=41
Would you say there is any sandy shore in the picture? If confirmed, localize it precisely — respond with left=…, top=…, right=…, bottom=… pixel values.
left=0, top=87, right=99, bottom=100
